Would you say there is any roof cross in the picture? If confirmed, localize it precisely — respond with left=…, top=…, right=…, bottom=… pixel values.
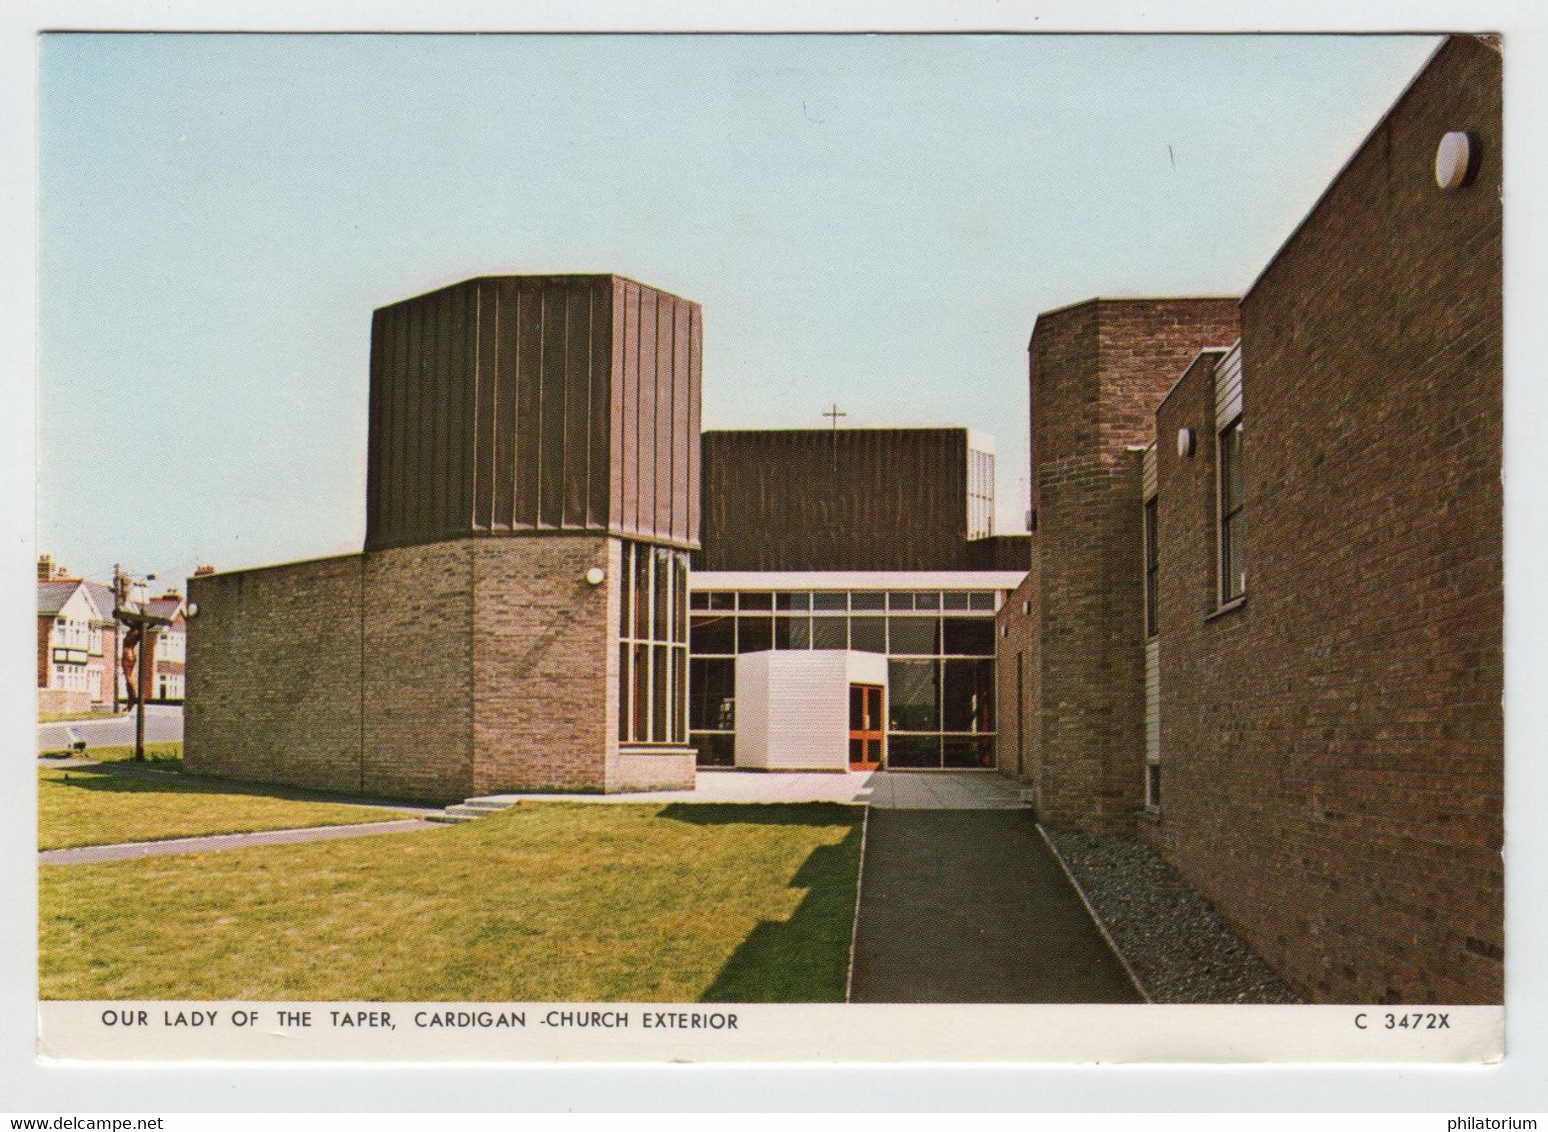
left=823, top=403, right=848, bottom=470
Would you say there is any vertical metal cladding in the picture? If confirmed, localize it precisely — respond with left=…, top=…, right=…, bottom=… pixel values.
left=365, top=274, right=701, bottom=551
left=694, top=428, right=978, bottom=571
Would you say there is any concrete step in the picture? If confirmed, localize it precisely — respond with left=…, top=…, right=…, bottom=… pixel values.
left=433, top=796, right=521, bottom=823
left=425, top=811, right=477, bottom=824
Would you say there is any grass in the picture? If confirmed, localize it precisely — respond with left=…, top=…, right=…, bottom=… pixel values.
left=37, top=741, right=184, bottom=765
left=85, top=741, right=183, bottom=766
left=38, top=764, right=414, bottom=851
left=38, top=710, right=124, bottom=724
left=40, top=801, right=863, bottom=1002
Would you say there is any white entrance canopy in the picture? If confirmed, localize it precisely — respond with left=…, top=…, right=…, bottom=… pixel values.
left=734, top=650, right=887, bottom=771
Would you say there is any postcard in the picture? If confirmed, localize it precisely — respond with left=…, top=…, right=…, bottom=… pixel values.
left=25, top=24, right=1507, bottom=1072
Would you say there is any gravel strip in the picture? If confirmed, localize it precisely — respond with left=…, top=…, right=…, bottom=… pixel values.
left=1043, top=829, right=1301, bottom=1004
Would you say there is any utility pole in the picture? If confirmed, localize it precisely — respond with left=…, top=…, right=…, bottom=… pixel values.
left=111, top=564, right=124, bottom=714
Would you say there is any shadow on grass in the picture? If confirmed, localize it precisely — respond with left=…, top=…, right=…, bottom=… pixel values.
left=43, top=763, right=429, bottom=812
left=698, top=821, right=864, bottom=1003
left=658, top=802, right=859, bottom=828
left=44, top=769, right=241, bottom=797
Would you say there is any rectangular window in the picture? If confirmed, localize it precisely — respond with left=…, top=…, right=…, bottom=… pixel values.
left=690, top=614, right=736, bottom=655
left=688, top=657, right=736, bottom=732
left=942, top=617, right=995, bottom=656
left=888, top=616, right=939, bottom=656
left=810, top=617, right=847, bottom=650
left=1219, top=417, right=1245, bottom=603
left=736, top=616, right=773, bottom=653
left=887, top=734, right=942, bottom=769
left=849, top=616, right=886, bottom=654
left=887, top=659, right=940, bottom=732
left=773, top=615, right=810, bottom=649
left=1144, top=496, right=1160, bottom=637
left=618, top=540, right=690, bottom=745
left=942, top=659, right=995, bottom=732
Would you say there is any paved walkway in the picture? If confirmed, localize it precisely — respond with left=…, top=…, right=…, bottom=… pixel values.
left=39, top=818, right=435, bottom=866
left=850, top=810, right=1142, bottom=1003
left=478, top=769, right=1027, bottom=809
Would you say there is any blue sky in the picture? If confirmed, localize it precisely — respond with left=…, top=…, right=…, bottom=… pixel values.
left=37, top=32, right=1440, bottom=586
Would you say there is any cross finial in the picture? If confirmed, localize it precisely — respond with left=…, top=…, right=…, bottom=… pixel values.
left=823, top=403, right=847, bottom=431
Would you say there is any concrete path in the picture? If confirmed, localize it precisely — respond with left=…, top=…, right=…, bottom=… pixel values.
left=476, top=769, right=1026, bottom=809
left=864, top=771, right=1027, bottom=810
left=849, top=810, right=1142, bottom=1004
left=39, top=818, right=436, bottom=867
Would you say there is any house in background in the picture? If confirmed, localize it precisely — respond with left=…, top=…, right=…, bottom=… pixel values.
left=36, top=556, right=119, bottom=714
left=145, top=592, right=187, bottom=703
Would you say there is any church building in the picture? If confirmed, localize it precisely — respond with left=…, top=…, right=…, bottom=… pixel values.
left=185, top=35, right=1501, bottom=1007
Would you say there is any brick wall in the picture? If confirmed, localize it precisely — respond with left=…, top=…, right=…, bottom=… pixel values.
left=186, top=554, right=367, bottom=795
left=471, top=535, right=612, bottom=794
left=1026, top=298, right=1239, bottom=832
left=361, top=540, right=476, bottom=801
left=994, top=572, right=1036, bottom=785
left=90, top=624, right=118, bottom=707
left=188, top=534, right=692, bottom=803
left=36, top=618, right=49, bottom=689
left=1140, top=37, right=1502, bottom=1005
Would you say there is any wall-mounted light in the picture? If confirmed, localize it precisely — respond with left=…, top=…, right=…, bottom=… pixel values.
left=1435, top=130, right=1479, bottom=190
left=585, top=567, right=606, bottom=586
left=185, top=602, right=200, bottom=618
left=1177, top=428, right=1196, bottom=458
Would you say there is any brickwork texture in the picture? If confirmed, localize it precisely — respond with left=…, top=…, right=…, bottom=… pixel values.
left=187, top=534, right=692, bottom=803
left=1139, top=37, right=1502, bottom=1005
left=1023, top=297, right=1239, bottom=832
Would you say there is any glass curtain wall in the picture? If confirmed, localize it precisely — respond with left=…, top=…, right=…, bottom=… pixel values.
left=688, top=588, right=999, bottom=769
left=618, top=542, right=690, bottom=747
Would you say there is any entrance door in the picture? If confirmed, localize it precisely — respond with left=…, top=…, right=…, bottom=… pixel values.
left=848, top=683, right=884, bottom=770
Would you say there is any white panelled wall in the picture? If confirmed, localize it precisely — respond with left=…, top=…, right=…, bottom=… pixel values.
left=734, top=650, right=887, bottom=770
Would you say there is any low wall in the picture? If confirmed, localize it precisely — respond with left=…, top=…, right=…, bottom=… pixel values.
left=38, top=689, right=89, bottom=718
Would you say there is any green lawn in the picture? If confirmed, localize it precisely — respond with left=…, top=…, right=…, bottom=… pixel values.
left=37, top=741, right=183, bottom=765
left=38, top=710, right=124, bottom=724
left=38, top=764, right=413, bottom=851
left=40, top=801, right=863, bottom=1003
